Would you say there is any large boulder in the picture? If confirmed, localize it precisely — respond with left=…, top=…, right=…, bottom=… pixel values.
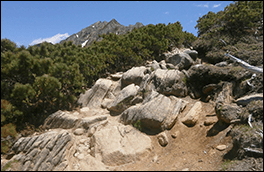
left=215, top=102, right=242, bottom=124
left=146, top=60, right=160, bottom=71
left=101, top=79, right=122, bottom=108
left=119, top=91, right=188, bottom=131
left=165, top=52, right=194, bottom=70
left=121, top=66, right=148, bottom=87
left=77, top=78, right=113, bottom=108
left=92, top=123, right=152, bottom=166
left=183, top=49, right=198, bottom=60
left=150, top=69, right=188, bottom=97
left=107, top=84, right=140, bottom=113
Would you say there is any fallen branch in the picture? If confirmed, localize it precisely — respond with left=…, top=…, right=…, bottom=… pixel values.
left=243, top=147, right=263, bottom=155
left=247, top=114, right=263, bottom=139
left=255, top=131, right=263, bottom=139
left=225, top=53, right=263, bottom=74
left=246, top=73, right=257, bottom=89
left=248, top=114, right=253, bottom=128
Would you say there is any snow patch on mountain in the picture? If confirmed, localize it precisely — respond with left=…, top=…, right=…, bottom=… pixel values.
left=81, top=40, right=88, bottom=47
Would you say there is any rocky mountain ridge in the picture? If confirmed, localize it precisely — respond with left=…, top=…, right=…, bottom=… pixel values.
left=1, top=46, right=262, bottom=171
left=59, top=19, right=144, bottom=47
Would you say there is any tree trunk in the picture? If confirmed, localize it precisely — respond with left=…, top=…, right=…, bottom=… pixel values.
left=225, top=53, right=263, bottom=74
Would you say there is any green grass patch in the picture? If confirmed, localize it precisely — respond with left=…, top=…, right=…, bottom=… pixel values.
left=221, top=159, right=236, bottom=171
left=133, top=119, right=142, bottom=131
left=182, top=76, right=188, bottom=84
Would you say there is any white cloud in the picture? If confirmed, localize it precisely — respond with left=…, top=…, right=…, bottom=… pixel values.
left=164, top=11, right=169, bottom=15
left=213, top=4, right=221, bottom=8
left=30, top=33, right=69, bottom=46
left=195, top=4, right=209, bottom=8
left=16, top=41, right=22, bottom=47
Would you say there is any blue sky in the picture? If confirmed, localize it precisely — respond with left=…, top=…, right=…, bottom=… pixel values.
left=1, top=1, right=233, bottom=47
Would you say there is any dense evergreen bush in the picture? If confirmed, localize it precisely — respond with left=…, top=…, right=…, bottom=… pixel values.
left=193, top=1, right=263, bottom=64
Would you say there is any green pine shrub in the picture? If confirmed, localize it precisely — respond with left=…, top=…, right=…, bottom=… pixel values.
left=193, top=1, right=263, bottom=64
left=1, top=123, right=17, bottom=154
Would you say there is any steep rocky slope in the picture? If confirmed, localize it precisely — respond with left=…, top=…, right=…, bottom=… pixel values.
left=1, top=46, right=262, bottom=171
left=59, top=19, right=144, bottom=47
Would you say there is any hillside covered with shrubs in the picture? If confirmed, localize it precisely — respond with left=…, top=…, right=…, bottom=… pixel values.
left=1, top=21, right=196, bottom=153
left=1, top=1, right=263, bottom=156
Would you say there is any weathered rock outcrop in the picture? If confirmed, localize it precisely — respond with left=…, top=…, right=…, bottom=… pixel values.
left=42, top=109, right=108, bottom=130
left=215, top=103, right=242, bottom=124
left=183, top=49, right=198, bottom=60
left=119, top=90, right=188, bottom=131
left=5, top=106, right=152, bottom=171
left=92, top=123, right=152, bottom=166
left=149, top=68, right=188, bottom=97
left=121, top=66, right=148, bottom=87
left=166, top=53, right=194, bottom=70
left=77, top=78, right=113, bottom=108
left=9, top=130, right=71, bottom=171
left=164, top=48, right=196, bottom=70
left=146, top=60, right=161, bottom=71
left=107, top=83, right=140, bottom=113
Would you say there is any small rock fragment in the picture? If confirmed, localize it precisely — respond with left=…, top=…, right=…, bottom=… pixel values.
left=73, top=128, right=85, bottom=135
left=171, top=131, right=180, bottom=139
left=181, top=102, right=202, bottom=127
left=216, top=145, right=227, bottom=151
left=204, top=116, right=218, bottom=126
left=157, top=132, right=168, bottom=147
left=182, top=168, right=189, bottom=171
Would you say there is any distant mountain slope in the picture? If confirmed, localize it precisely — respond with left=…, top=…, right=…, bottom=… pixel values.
left=59, top=19, right=144, bottom=47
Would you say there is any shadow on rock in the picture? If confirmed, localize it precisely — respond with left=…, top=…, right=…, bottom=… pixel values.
left=206, top=120, right=230, bottom=137
left=140, top=127, right=162, bottom=136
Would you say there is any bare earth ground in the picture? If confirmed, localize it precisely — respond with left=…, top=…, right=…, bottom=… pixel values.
left=110, top=96, right=233, bottom=171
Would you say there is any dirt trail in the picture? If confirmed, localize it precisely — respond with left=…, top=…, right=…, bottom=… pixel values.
left=111, top=96, right=233, bottom=171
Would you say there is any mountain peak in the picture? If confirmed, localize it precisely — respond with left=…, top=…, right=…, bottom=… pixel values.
left=109, top=18, right=119, bottom=24
left=60, top=19, right=144, bottom=47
